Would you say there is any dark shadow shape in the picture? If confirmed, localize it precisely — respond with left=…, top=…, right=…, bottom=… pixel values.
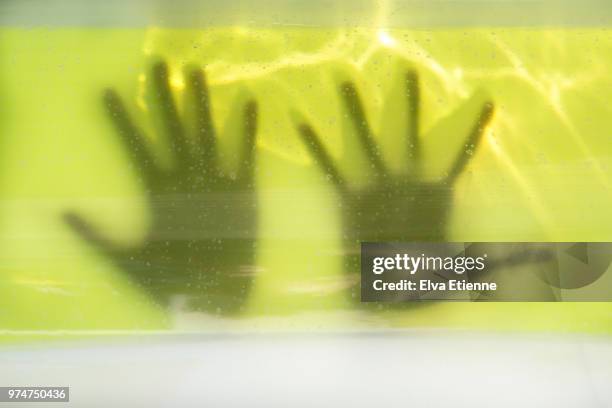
left=65, top=61, right=259, bottom=314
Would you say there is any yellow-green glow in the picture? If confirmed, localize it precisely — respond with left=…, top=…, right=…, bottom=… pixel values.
left=0, top=27, right=611, bottom=342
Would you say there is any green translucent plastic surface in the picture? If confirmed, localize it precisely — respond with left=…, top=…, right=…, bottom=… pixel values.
left=0, top=27, right=611, bottom=341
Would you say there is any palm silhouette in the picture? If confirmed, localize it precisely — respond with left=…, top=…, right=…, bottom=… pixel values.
left=296, top=70, right=495, bottom=299
left=65, top=61, right=258, bottom=314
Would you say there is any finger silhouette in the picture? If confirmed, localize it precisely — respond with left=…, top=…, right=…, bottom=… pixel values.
left=184, top=66, right=217, bottom=174
left=445, top=101, right=495, bottom=184
left=340, top=81, right=388, bottom=178
left=405, top=70, right=420, bottom=163
left=238, top=100, right=258, bottom=183
left=103, top=89, right=159, bottom=187
left=296, top=121, right=347, bottom=194
left=64, top=212, right=125, bottom=261
left=151, top=61, right=190, bottom=171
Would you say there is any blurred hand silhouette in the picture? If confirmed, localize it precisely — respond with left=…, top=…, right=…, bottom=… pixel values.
left=65, top=61, right=258, bottom=314
left=296, top=70, right=494, bottom=299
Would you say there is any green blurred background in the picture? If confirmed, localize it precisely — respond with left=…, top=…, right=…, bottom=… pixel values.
left=0, top=25, right=611, bottom=341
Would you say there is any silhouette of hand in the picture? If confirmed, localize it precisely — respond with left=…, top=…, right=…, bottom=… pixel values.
left=65, top=61, right=258, bottom=314
left=296, top=70, right=494, bottom=294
